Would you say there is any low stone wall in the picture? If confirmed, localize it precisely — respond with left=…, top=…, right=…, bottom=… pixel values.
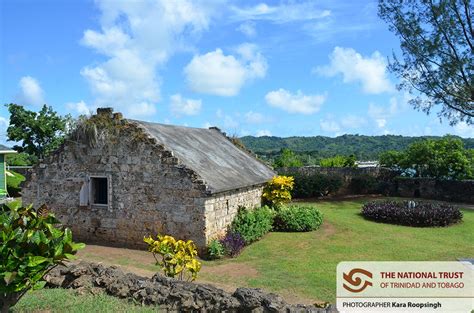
left=279, top=167, right=384, bottom=179
left=204, top=185, right=264, bottom=241
left=45, top=262, right=337, bottom=313
left=278, top=166, right=396, bottom=196
left=277, top=167, right=474, bottom=204
left=395, top=178, right=474, bottom=203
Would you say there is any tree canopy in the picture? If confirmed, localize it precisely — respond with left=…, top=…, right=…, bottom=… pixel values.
left=6, top=104, right=71, bottom=160
left=378, top=0, right=473, bottom=125
left=379, top=136, right=474, bottom=179
left=240, top=134, right=474, bottom=165
left=319, top=155, right=356, bottom=168
left=273, top=148, right=303, bottom=168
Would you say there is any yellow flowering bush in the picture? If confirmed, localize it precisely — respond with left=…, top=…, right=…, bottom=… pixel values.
left=262, top=175, right=294, bottom=207
left=143, top=234, right=201, bottom=281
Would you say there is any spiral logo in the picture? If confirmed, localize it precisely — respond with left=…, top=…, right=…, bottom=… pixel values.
left=343, top=268, right=373, bottom=293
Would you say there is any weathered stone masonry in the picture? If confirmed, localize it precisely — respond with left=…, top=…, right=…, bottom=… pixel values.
left=22, top=110, right=275, bottom=251
left=204, top=185, right=264, bottom=240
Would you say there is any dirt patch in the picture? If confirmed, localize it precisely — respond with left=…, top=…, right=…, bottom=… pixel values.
left=318, top=221, right=336, bottom=239
left=78, top=244, right=152, bottom=261
left=76, top=245, right=317, bottom=305
left=76, top=245, right=156, bottom=277
left=202, top=262, right=259, bottom=279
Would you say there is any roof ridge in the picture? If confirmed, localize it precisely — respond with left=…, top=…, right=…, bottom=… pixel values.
left=208, top=127, right=275, bottom=173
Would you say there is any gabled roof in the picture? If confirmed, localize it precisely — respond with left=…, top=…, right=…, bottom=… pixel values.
left=131, top=120, right=275, bottom=194
left=0, top=144, right=17, bottom=154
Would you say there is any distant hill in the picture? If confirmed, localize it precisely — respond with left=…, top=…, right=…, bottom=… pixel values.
left=240, top=135, right=474, bottom=161
left=0, top=144, right=13, bottom=151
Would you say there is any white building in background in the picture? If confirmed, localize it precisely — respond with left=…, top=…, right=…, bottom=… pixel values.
left=355, top=161, right=379, bottom=168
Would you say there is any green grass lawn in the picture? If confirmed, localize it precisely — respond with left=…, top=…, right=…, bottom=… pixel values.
left=12, top=288, right=157, bottom=313
left=22, top=198, right=472, bottom=308
left=199, top=198, right=474, bottom=302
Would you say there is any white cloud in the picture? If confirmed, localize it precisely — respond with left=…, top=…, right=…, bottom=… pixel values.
left=368, top=96, right=404, bottom=129
left=214, top=109, right=239, bottom=130
left=169, top=94, right=201, bottom=116
left=184, top=49, right=244, bottom=96
left=66, top=100, right=91, bottom=115
left=17, top=76, right=45, bottom=106
left=184, top=43, right=267, bottom=96
left=0, top=116, right=9, bottom=146
left=320, top=118, right=341, bottom=133
left=366, top=93, right=415, bottom=131
left=237, top=21, right=257, bottom=37
left=231, top=2, right=331, bottom=23
left=245, top=111, right=264, bottom=124
left=81, top=27, right=130, bottom=56
left=265, top=88, right=326, bottom=114
left=223, top=115, right=239, bottom=129
left=375, top=118, right=387, bottom=128
left=340, top=115, right=367, bottom=128
left=0, top=117, right=8, bottom=128
left=315, top=47, right=393, bottom=94
left=319, top=114, right=366, bottom=135
left=452, top=122, right=474, bottom=137
left=81, top=0, right=218, bottom=117
left=256, top=129, right=272, bottom=137
left=302, top=2, right=377, bottom=42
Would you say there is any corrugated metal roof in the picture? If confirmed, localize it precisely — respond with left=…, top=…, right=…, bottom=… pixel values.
left=131, top=120, right=275, bottom=194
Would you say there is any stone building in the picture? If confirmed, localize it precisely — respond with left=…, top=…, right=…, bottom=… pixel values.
left=22, top=108, right=275, bottom=250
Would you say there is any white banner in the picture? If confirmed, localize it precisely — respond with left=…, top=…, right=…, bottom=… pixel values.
left=337, top=261, right=473, bottom=312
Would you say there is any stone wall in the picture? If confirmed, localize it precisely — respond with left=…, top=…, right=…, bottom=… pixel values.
left=278, top=166, right=396, bottom=196
left=395, top=177, right=474, bottom=203
left=45, top=261, right=337, bottom=312
left=204, top=185, right=264, bottom=240
left=277, top=166, right=474, bottom=204
left=22, top=116, right=210, bottom=250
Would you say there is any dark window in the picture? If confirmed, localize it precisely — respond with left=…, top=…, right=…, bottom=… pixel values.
left=91, top=177, right=108, bottom=205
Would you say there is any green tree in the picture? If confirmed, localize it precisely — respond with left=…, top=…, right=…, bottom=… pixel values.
left=6, top=152, right=37, bottom=166
left=380, top=136, right=474, bottom=179
left=320, top=155, right=357, bottom=167
left=344, top=154, right=357, bottom=167
left=378, top=0, right=473, bottom=125
left=6, top=104, right=71, bottom=160
left=379, top=150, right=405, bottom=169
left=273, top=148, right=303, bottom=168
left=0, top=203, right=85, bottom=312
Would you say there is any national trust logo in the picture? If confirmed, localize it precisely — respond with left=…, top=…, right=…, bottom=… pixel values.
left=343, top=268, right=373, bottom=293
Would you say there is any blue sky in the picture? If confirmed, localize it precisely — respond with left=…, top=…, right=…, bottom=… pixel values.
left=1, top=0, right=472, bottom=144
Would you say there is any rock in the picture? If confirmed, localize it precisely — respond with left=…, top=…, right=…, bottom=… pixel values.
left=41, top=261, right=337, bottom=313
left=233, top=288, right=289, bottom=312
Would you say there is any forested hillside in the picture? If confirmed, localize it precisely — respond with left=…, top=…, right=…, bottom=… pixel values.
left=240, top=135, right=474, bottom=162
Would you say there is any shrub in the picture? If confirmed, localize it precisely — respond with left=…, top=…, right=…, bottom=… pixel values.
left=361, top=200, right=463, bottom=227
left=6, top=152, right=37, bottom=166
left=143, top=234, right=201, bottom=281
left=288, top=172, right=343, bottom=198
left=349, top=174, right=380, bottom=194
left=207, top=239, right=225, bottom=260
left=273, top=205, right=323, bottom=231
left=220, top=231, right=245, bottom=258
left=6, top=171, right=25, bottom=197
left=320, top=155, right=356, bottom=167
left=230, top=206, right=274, bottom=244
left=262, top=175, right=294, bottom=207
left=0, top=203, right=85, bottom=312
